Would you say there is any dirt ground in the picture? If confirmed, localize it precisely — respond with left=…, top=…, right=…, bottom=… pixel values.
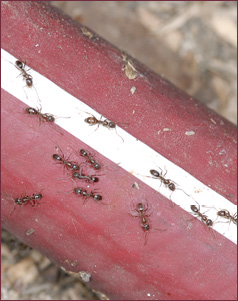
left=2, top=1, right=237, bottom=300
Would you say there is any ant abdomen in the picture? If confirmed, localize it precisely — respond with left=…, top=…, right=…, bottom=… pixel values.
left=93, top=194, right=102, bottom=201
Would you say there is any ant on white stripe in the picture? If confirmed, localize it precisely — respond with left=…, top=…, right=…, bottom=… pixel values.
left=83, top=112, right=127, bottom=142
left=150, top=167, right=190, bottom=200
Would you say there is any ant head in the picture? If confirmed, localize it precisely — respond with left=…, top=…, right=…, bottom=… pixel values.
left=80, top=149, right=87, bottom=157
left=142, top=224, right=150, bottom=231
left=137, top=203, right=144, bottom=211
left=206, top=219, right=213, bottom=226
left=53, top=154, right=62, bottom=161
left=71, top=163, right=79, bottom=171
left=74, top=188, right=83, bottom=195
left=47, top=115, right=55, bottom=122
left=15, top=197, right=22, bottom=205
left=191, top=205, right=199, bottom=212
left=108, top=121, right=116, bottom=128
left=94, top=163, right=101, bottom=170
left=34, top=193, right=43, bottom=200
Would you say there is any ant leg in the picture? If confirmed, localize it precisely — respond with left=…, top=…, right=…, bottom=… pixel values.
left=83, top=196, right=89, bottom=205
left=93, top=123, right=100, bottom=132
left=144, top=231, right=149, bottom=246
left=115, top=127, right=124, bottom=143
left=153, top=227, right=167, bottom=233
left=175, top=187, right=190, bottom=197
left=162, top=167, right=168, bottom=178
left=22, top=86, right=29, bottom=101
left=142, top=200, right=152, bottom=217
left=10, top=203, right=17, bottom=215
left=31, top=85, right=41, bottom=106
left=168, top=191, right=175, bottom=208
left=129, top=213, right=138, bottom=218
left=57, top=189, right=73, bottom=195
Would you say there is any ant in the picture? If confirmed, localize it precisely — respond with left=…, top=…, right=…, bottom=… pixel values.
left=78, top=149, right=101, bottom=170
left=217, top=210, right=237, bottom=225
left=53, top=154, right=79, bottom=172
left=202, top=205, right=237, bottom=226
left=53, top=146, right=79, bottom=172
left=10, top=193, right=43, bottom=215
left=73, top=187, right=103, bottom=203
left=14, top=60, right=33, bottom=88
left=150, top=167, right=189, bottom=200
left=25, top=106, right=69, bottom=135
left=190, top=204, right=213, bottom=227
left=136, top=202, right=151, bottom=232
left=72, top=171, right=99, bottom=183
left=9, top=59, right=41, bottom=105
left=26, top=107, right=56, bottom=123
left=130, top=201, right=166, bottom=245
left=84, top=112, right=126, bottom=142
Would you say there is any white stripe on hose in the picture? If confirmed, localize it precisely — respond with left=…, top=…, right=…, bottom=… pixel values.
left=1, top=48, right=237, bottom=244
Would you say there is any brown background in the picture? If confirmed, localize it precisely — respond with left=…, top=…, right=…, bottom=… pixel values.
left=2, top=1, right=237, bottom=300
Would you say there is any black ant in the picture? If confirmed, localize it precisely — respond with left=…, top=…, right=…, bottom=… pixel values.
left=78, top=149, right=101, bottom=170
left=130, top=201, right=166, bottom=245
left=190, top=204, right=213, bottom=227
left=10, top=193, right=43, bottom=215
left=73, top=187, right=103, bottom=203
left=150, top=167, right=189, bottom=199
left=84, top=112, right=126, bottom=142
left=72, top=171, right=99, bottom=183
left=53, top=146, right=79, bottom=172
left=53, top=154, right=79, bottom=172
